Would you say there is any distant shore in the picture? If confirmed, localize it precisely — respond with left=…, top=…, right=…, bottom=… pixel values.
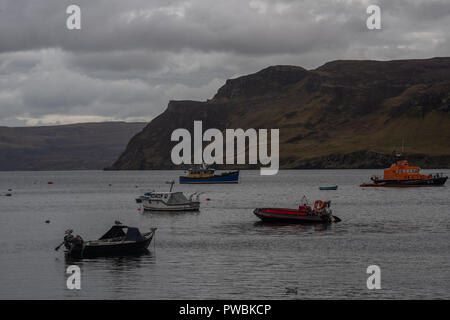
left=105, top=151, right=450, bottom=171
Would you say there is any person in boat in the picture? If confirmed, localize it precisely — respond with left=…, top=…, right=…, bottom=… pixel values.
left=63, top=229, right=74, bottom=250
left=298, top=196, right=331, bottom=215
left=63, top=229, right=84, bottom=251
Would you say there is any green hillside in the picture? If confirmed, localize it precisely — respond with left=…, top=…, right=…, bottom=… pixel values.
left=109, top=58, right=450, bottom=170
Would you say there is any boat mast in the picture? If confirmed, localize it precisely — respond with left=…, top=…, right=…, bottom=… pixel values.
left=401, top=138, right=404, bottom=155
left=166, top=180, right=175, bottom=192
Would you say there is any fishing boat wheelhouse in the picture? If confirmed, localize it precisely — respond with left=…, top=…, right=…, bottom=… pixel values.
left=366, top=159, right=447, bottom=187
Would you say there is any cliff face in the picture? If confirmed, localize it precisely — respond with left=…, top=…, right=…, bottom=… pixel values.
left=109, top=58, right=450, bottom=170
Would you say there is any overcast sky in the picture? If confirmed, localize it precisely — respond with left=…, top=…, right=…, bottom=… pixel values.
left=0, top=0, right=449, bottom=126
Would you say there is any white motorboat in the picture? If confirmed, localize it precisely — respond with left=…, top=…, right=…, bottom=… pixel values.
left=136, top=181, right=200, bottom=211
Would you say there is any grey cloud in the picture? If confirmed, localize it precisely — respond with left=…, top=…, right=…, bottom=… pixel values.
left=67, top=50, right=168, bottom=73
left=0, top=0, right=392, bottom=54
left=0, top=0, right=449, bottom=126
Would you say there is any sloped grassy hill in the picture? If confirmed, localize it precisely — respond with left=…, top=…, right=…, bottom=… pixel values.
left=109, top=58, right=450, bottom=170
left=0, top=122, right=146, bottom=170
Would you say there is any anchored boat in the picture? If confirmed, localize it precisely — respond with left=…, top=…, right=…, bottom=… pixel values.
left=136, top=181, right=200, bottom=211
left=319, top=185, right=338, bottom=190
left=254, top=196, right=341, bottom=224
left=58, top=224, right=156, bottom=259
left=179, top=166, right=239, bottom=184
left=361, top=159, right=447, bottom=187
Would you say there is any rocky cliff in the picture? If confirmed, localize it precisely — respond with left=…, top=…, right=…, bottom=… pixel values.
left=108, top=58, right=450, bottom=170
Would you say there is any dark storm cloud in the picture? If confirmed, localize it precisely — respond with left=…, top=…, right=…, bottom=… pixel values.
left=0, top=0, right=449, bottom=125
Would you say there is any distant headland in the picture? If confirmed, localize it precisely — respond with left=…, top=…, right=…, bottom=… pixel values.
left=108, top=58, right=450, bottom=170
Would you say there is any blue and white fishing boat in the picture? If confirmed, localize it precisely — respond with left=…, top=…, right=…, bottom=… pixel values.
left=179, top=165, right=239, bottom=184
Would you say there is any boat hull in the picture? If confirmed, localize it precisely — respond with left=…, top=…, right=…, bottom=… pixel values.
left=66, top=232, right=155, bottom=259
left=368, top=176, right=447, bottom=187
left=319, top=186, right=338, bottom=190
left=179, top=171, right=239, bottom=184
left=254, top=208, right=338, bottom=223
left=142, top=200, right=200, bottom=211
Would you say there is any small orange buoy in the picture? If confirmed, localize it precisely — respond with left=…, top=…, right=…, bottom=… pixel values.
left=45, top=219, right=50, bottom=224
left=48, top=181, right=53, bottom=184
left=206, top=197, right=211, bottom=201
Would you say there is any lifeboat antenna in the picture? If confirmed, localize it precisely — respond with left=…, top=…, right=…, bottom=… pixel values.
left=394, top=142, right=403, bottom=158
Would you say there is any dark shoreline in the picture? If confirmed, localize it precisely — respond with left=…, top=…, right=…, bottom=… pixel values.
left=104, top=151, right=450, bottom=171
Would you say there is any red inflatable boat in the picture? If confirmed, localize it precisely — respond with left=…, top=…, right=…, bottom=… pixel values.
left=254, top=199, right=341, bottom=223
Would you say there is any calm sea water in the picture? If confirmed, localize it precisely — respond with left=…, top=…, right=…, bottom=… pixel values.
left=0, top=170, right=449, bottom=299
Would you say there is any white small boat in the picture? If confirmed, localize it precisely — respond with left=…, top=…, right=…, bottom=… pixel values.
left=136, top=181, right=200, bottom=212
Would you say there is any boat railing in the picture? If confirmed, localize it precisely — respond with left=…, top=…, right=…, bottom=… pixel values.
left=432, top=172, right=446, bottom=178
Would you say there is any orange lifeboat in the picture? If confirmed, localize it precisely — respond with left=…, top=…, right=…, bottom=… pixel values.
left=364, top=159, right=447, bottom=187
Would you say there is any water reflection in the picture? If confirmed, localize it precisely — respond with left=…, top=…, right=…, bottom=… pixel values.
left=253, top=221, right=333, bottom=233
left=140, top=210, right=201, bottom=216
left=63, top=251, right=156, bottom=298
